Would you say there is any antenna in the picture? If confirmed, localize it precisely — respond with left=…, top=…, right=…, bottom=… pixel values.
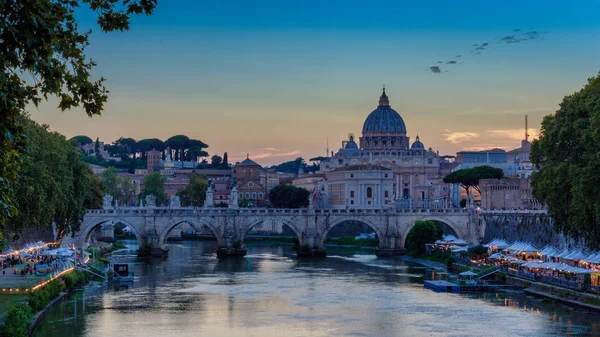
left=525, top=115, right=529, bottom=142
left=326, top=137, right=329, bottom=157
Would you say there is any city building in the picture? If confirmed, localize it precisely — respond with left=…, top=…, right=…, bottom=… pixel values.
left=295, top=88, right=453, bottom=209
left=233, top=155, right=280, bottom=206
left=479, top=178, right=545, bottom=210
left=320, top=165, right=394, bottom=209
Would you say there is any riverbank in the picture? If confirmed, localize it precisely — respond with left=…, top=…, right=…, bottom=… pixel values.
left=400, top=255, right=448, bottom=270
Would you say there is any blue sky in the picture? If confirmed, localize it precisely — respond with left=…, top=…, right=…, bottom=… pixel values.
left=30, top=0, right=600, bottom=164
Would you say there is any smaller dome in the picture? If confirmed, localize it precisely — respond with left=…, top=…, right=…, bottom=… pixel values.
left=345, top=139, right=358, bottom=150
left=411, top=135, right=425, bottom=150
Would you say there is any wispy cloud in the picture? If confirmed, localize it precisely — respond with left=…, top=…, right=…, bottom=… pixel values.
left=233, top=148, right=301, bottom=162
left=461, top=145, right=510, bottom=152
left=443, top=132, right=479, bottom=143
left=487, top=128, right=539, bottom=141
left=453, top=107, right=553, bottom=116
left=429, top=66, right=442, bottom=73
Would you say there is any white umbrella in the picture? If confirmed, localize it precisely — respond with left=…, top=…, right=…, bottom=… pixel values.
left=460, top=271, right=478, bottom=277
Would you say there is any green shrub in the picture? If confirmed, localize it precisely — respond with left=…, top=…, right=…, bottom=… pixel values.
left=0, top=304, right=32, bottom=337
left=405, top=220, right=443, bottom=255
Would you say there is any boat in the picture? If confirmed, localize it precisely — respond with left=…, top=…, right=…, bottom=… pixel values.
left=112, top=263, right=134, bottom=283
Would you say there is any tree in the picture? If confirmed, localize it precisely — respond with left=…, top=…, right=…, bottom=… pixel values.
left=141, top=173, right=166, bottom=205
left=114, top=137, right=137, bottom=159
left=405, top=220, right=443, bottom=255
left=211, top=155, right=223, bottom=168
left=530, top=73, right=600, bottom=249
left=0, top=0, right=157, bottom=237
left=100, top=167, right=120, bottom=199
left=222, top=152, right=229, bottom=168
left=137, top=138, right=165, bottom=160
left=70, top=135, right=93, bottom=145
left=100, top=167, right=135, bottom=206
left=165, top=135, right=190, bottom=161
left=270, top=157, right=305, bottom=174
left=268, top=184, right=310, bottom=208
left=238, top=198, right=252, bottom=208
left=6, top=115, right=103, bottom=239
left=186, top=146, right=208, bottom=162
left=177, top=174, right=208, bottom=207
left=443, top=165, right=504, bottom=195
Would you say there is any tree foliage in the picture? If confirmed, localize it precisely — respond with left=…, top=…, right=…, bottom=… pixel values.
left=141, top=172, right=166, bottom=205
left=6, top=116, right=102, bottom=240
left=70, top=135, right=93, bottom=145
left=443, top=165, right=504, bottom=194
left=177, top=174, right=208, bottom=207
left=0, top=0, right=157, bottom=237
left=211, top=155, right=222, bottom=168
left=268, top=184, right=310, bottom=208
left=405, top=220, right=443, bottom=255
left=100, top=167, right=135, bottom=206
left=530, top=73, right=600, bottom=249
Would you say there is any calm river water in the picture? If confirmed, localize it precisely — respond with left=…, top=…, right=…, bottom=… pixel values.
left=34, top=240, right=600, bottom=337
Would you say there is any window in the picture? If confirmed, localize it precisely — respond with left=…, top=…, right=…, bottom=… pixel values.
left=385, top=200, right=388, bottom=204
left=384, top=190, right=389, bottom=198
left=249, top=182, right=253, bottom=187
left=368, top=201, right=371, bottom=205
left=415, top=160, right=419, bottom=165
left=384, top=174, right=388, bottom=178
left=403, top=159, right=408, bottom=164
left=245, top=192, right=250, bottom=199
left=350, top=174, right=354, bottom=178
left=367, top=187, right=373, bottom=198
left=252, top=192, right=257, bottom=199
left=428, top=159, right=433, bottom=164
left=350, top=200, right=354, bottom=205
left=403, top=174, right=408, bottom=181
left=350, top=191, right=355, bottom=197
left=239, top=193, right=243, bottom=199
left=259, top=193, right=263, bottom=199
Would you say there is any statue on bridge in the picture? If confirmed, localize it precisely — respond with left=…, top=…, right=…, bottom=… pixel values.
left=204, top=181, right=214, bottom=208
left=170, top=195, right=181, bottom=208
left=103, top=194, right=114, bottom=210
left=145, top=194, right=156, bottom=208
left=229, top=184, right=239, bottom=209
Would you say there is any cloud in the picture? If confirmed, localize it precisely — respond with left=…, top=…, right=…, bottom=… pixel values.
left=499, top=30, right=547, bottom=44
left=446, top=60, right=457, bottom=64
left=429, top=66, right=442, bottom=73
left=453, top=106, right=553, bottom=116
left=443, top=132, right=479, bottom=143
left=461, top=145, right=510, bottom=152
left=513, top=28, right=521, bottom=32
left=437, top=61, right=443, bottom=64
left=487, top=128, right=539, bottom=141
left=235, top=149, right=301, bottom=161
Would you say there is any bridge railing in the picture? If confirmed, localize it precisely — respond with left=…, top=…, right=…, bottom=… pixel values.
left=478, top=209, right=548, bottom=215
left=86, top=207, right=470, bottom=216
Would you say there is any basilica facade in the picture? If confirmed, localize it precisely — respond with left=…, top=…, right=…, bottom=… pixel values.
left=295, top=88, right=453, bottom=209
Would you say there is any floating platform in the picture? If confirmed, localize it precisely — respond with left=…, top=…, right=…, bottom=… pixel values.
left=424, top=280, right=496, bottom=293
left=424, top=280, right=461, bottom=293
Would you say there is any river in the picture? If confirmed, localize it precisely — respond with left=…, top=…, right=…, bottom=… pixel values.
left=34, top=240, right=600, bottom=337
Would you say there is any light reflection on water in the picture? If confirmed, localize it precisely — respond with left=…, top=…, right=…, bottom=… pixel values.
left=33, top=240, right=600, bottom=337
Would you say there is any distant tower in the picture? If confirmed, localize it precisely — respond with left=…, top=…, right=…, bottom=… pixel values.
left=525, top=115, right=529, bottom=142
left=326, top=137, right=329, bottom=158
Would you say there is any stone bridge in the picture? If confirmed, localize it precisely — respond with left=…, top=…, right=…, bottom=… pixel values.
left=75, top=207, right=476, bottom=257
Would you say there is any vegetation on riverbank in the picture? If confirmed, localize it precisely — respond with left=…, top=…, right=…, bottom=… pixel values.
left=325, top=236, right=378, bottom=247
left=407, top=251, right=455, bottom=268
left=0, top=270, right=92, bottom=337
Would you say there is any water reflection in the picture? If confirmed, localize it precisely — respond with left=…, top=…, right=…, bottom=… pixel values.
left=33, top=240, right=600, bottom=337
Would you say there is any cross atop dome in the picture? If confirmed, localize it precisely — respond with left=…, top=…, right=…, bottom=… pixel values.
left=378, top=86, right=390, bottom=107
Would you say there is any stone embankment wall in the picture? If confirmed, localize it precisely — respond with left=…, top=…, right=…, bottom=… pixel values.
left=481, top=214, right=582, bottom=249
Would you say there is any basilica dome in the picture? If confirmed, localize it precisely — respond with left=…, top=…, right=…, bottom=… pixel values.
left=362, top=88, right=407, bottom=135
left=411, top=135, right=425, bottom=150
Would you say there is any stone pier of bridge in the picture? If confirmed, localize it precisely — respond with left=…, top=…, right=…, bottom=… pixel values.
left=73, top=207, right=474, bottom=258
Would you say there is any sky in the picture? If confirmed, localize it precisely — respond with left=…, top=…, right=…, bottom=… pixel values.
left=29, top=0, right=600, bottom=165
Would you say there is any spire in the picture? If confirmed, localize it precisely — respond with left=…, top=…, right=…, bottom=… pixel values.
left=246, top=153, right=249, bottom=159
left=378, top=86, right=390, bottom=107
left=416, top=135, right=420, bottom=142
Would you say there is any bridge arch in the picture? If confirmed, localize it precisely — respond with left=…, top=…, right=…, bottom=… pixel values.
left=76, top=217, right=144, bottom=249
left=240, top=217, right=302, bottom=243
left=400, top=217, right=463, bottom=249
left=318, top=216, right=385, bottom=247
left=158, top=218, right=222, bottom=248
